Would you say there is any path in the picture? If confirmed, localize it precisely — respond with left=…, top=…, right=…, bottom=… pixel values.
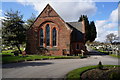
left=2, top=47, right=119, bottom=79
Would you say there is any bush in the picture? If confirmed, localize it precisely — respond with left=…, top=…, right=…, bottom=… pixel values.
left=109, top=72, right=120, bottom=80
left=98, top=61, right=103, bottom=69
left=79, top=54, right=87, bottom=59
left=12, top=50, right=19, bottom=56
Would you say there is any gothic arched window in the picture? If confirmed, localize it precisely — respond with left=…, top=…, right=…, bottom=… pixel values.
left=46, top=24, right=50, bottom=46
left=52, top=28, right=57, bottom=46
left=40, top=28, right=43, bottom=47
left=76, top=43, right=79, bottom=49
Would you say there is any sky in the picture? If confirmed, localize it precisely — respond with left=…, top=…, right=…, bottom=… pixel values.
left=0, top=0, right=119, bottom=42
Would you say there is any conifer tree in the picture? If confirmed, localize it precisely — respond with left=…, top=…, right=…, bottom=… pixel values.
left=78, top=15, right=97, bottom=42
left=2, top=10, right=26, bottom=54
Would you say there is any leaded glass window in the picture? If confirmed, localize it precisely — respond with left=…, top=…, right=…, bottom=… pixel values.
left=52, top=28, right=57, bottom=46
left=40, top=28, right=43, bottom=46
left=46, top=24, right=50, bottom=46
left=76, top=43, right=79, bottom=49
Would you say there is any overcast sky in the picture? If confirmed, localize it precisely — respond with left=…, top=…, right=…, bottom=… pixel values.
left=1, top=0, right=119, bottom=42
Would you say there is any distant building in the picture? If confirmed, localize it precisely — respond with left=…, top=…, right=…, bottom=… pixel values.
left=26, top=4, right=88, bottom=56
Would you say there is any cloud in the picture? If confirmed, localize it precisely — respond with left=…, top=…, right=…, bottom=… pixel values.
left=109, top=8, right=118, bottom=23
left=16, top=1, right=97, bottom=21
left=95, top=20, right=118, bottom=42
left=0, top=17, right=4, bottom=20
left=104, top=23, right=117, bottom=29
left=97, top=3, right=120, bottom=42
left=95, top=20, right=106, bottom=33
left=95, top=30, right=118, bottom=42
left=95, top=20, right=106, bottom=42
left=0, top=9, right=2, bottom=13
left=13, top=1, right=119, bottom=42
left=95, top=7, right=118, bottom=42
left=0, top=9, right=2, bottom=16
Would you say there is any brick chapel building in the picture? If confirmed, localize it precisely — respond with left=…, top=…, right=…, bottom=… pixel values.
left=26, top=4, right=88, bottom=56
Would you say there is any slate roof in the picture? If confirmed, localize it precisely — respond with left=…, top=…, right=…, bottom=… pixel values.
left=66, top=22, right=84, bottom=42
left=66, top=22, right=83, bottom=32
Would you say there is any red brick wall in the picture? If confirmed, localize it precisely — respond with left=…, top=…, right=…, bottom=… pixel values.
left=26, top=4, right=87, bottom=56
left=70, top=42, right=88, bottom=55
left=26, top=15, right=72, bottom=55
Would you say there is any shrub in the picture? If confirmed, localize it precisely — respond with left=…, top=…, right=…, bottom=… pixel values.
left=98, top=61, right=103, bottom=69
left=79, top=54, right=87, bottom=59
left=109, top=72, right=120, bottom=80
left=12, top=50, right=19, bottom=56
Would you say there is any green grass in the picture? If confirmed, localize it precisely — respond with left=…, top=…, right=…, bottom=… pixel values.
left=109, top=54, right=120, bottom=58
left=0, top=51, right=22, bottom=56
left=0, top=50, right=14, bottom=55
left=2, top=55, right=53, bottom=63
left=93, top=48, right=120, bottom=58
left=94, top=49, right=110, bottom=54
left=92, top=47, right=97, bottom=50
left=0, top=49, right=21, bottom=56
left=1, top=49, right=80, bottom=64
left=0, top=52, right=14, bottom=56
left=66, top=65, right=120, bottom=80
left=1, top=50, right=14, bottom=53
left=92, top=47, right=114, bottom=55
left=97, top=50, right=108, bottom=53
left=2, top=55, right=79, bottom=64
left=1, top=48, right=24, bottom=55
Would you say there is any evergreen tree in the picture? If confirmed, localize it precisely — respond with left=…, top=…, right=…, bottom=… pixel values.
left=89, top=21, right=97, bottom=42
left=78, top=15, right=97, bottom=42
left=2, top=10, right=26, bottom=54
left=26, top=13, right=36, bottom=29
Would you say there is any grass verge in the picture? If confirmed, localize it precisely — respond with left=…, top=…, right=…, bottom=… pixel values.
left=2, top=55, right=79, bottom=64
left=66, top=65, right=120, bottom=80
left=109, top=54, right=120, bottom=58
left=92, top=47, right=120, bottom=58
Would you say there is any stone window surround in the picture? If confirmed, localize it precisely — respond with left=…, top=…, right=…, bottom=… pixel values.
left=38, top=22, right=59, bottom=48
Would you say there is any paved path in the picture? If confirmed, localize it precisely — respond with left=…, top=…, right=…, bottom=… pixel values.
left=2, top=56, right=119, bottom=78
left=2, top=47, right=119, bottom=78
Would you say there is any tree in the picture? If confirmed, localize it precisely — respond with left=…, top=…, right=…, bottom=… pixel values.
left=26, top=13, right=36, bottom=29
left=78, top=15, right=97, bottom=42
left=106, top=33, right=117, bottom=44
left=78, top=15, right=90, bottom=42
left=89, top=21, right=97, bottom=42
left=2, top=10, right=26, bottom=54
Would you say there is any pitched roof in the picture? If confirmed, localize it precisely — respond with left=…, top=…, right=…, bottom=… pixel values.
left=39, top=4, right=60, bottom=18
left=66, top=22, right=83, bottom=32
left=66, top=22, right=84, bottom=42
left=28, top=4, right=72, bottom=30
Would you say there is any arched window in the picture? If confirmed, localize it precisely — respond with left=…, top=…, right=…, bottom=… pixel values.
left=40, top=28, right=43, bottom=47
left=46, top=24, right=50, bottom=46
left=76, top=43, right=79, bottom=49
left=52, top=28, right=57, bottom=46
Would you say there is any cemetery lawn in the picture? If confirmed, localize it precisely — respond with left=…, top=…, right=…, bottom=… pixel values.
left=92, top=48, right=120, bottom=58
left=97, top=50, right=109, bottom=54
left=66, top=65, right=120, bottom=80
left=1, top=52, right=79, bottom=64
left=95, top=49, right=120, bottom=58
left=109, top=54, right=120, bottom=58
left=1, top=50, right=15, bottom=56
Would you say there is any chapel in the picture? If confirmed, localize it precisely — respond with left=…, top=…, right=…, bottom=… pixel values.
left=26, top=4, right=88, bottom=56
